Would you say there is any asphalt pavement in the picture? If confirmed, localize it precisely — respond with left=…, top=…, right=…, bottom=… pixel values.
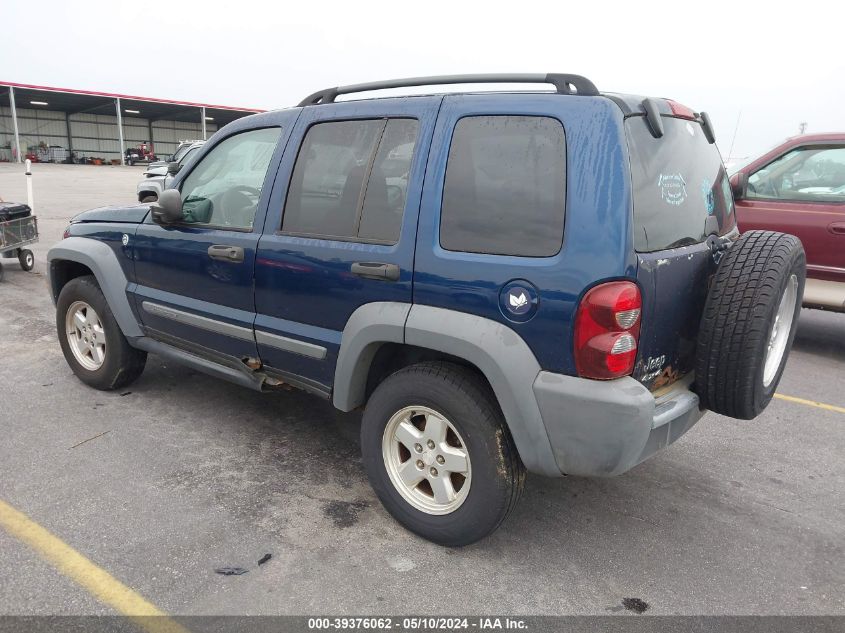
left=0, top=163, right=842, bottom=617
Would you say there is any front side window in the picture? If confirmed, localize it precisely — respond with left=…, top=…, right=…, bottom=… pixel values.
left=747, top=146, right=845, bottom=203
left=179, top=127, right=281, bottom=230
left=440, top=116, right=566, bottom=257
left=282, top=118, right=420, bottom=243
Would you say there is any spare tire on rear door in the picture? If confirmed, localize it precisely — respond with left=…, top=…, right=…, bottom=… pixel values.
left=696, top=230, right=805, bottom=419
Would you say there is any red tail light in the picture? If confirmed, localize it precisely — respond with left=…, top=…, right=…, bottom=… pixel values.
left=666, top=99, right=697, bottom=120
left=574, top=281, right=642, bottom=380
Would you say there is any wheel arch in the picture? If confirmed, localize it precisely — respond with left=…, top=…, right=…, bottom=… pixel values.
left=333, top=302, right=561, bottom=476
left=48, top=237, right=143, bottom=338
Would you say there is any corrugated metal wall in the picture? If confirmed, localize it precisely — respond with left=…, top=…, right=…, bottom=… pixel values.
left=0, top=106, right=67, bottom=161
left=0, top=106, right=218, bottom=162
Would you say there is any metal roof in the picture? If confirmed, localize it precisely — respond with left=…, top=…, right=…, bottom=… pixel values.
left=0, top=81, right=263, bottom=126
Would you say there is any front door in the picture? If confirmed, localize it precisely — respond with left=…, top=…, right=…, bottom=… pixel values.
left=253, top=97, right=441, bottom=390
left=133, top=124, right=287, bottom=360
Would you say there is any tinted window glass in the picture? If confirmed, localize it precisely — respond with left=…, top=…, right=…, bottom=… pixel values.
left=440, top=116, right=566, bottom=257
left=358, top=119, right=419, bottom=242
left=747, top=146, right=845, bottom=202
left=282, top=120, right=381, bottom=238
left=180, top=128, right=281, bottom=230
left=626, top=116, right=736, bottom=252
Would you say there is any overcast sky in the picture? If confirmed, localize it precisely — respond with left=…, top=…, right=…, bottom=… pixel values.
left=3, top=0, right=842, bottom=164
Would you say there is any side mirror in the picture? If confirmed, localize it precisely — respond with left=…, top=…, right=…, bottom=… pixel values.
left=167, top=161, right=182, bottom=175
left=150, top=189, right=183, bottom=224
left=730, top=172, right=748, bottom=201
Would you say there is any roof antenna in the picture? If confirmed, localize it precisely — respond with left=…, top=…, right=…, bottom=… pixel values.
left=726, top=110, right=742, bottom=163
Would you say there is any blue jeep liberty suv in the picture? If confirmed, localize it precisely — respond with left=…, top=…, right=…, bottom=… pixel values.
left=48, top=74, right=806, bottom=545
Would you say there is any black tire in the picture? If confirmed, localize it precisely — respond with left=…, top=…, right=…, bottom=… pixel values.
left=140, top=194, right=157, bottom=203
left=361, top=361, right=524, bottom=546
left=18, top=249, right=34, bottom=271
left=56, top=275, right=147, bottom=390
left=696, top=231, right=805, bottom=419
left=0, top=262, right=4, bottom=282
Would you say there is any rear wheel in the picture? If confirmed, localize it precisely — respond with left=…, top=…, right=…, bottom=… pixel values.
left=361, top=362, right=524, bottom=546
left=18, top=249, right=34, bottom=271
left=696, top=231, right=806, bottom=419
left=56, top=276, right=147, bottom=390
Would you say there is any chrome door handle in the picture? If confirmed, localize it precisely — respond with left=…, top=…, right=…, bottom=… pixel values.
left=208, top=245, right=244, bottom=262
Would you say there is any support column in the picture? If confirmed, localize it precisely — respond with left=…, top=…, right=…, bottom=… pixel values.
left=115, top=97, right=125, bottom=165
left=65, top=112, right=74, bottom=159
left=201, top=106, right=207, bottom=140
left=148, top=119, right=154, bottom=158
left=9, top=86, right=22, bottom=164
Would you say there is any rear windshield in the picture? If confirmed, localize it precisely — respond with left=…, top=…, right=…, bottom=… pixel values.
left=626, top=115, right=735, bottom=252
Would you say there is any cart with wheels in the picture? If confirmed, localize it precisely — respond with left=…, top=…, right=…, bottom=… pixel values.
left=0, top=214, right=39, bottom=282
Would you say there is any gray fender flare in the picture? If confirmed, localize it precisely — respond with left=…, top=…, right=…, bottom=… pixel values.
left=47, top=237, right=143, bottom=338
left=334, top=302, right=561, bottom=477
left=333, top=302, right=411, bottom=412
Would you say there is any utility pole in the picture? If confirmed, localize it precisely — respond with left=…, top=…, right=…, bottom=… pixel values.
left=799, top=122, right=808, bottom=135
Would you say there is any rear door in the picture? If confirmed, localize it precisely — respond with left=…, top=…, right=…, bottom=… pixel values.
left=253, top=97, right=440, bottom=391
left=737, top=144, right=845, bottom=283
left=625, top=111, right=738, bottom=391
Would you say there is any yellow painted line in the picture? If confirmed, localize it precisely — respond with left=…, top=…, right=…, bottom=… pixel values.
left=774, top=393, right=845, bottom=415
left=0, top=498, right=190, bottom=633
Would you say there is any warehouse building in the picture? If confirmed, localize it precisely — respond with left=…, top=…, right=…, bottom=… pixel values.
left=0, top=82, right=262, bottom=165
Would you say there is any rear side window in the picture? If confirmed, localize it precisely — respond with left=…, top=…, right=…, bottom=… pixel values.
left=282, top=118, right=419, bottom=243
left=440, top=116, right=566, bottom=257
left=626, top=115, right=736, bottom=252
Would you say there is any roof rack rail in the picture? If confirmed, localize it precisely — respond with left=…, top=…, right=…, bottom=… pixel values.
left=297, top=73, right=599, bottom=107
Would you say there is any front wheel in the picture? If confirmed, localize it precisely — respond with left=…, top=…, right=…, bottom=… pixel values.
left=56, top=276, right=147, bottom=390
left=361, top=362, right=524, bottom=546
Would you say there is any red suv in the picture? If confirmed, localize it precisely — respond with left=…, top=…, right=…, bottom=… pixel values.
left=732, top=134, right=845, bottom=313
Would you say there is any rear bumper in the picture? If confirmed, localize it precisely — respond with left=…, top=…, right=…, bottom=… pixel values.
left=532, top=372, right=704, bottom=476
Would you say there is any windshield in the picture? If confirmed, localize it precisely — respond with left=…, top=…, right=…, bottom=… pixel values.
left=172, top=143, right=195, bottom=162
left=179, top=147, right=199, bottom=166
left=626, top=115, right=736, bottom=252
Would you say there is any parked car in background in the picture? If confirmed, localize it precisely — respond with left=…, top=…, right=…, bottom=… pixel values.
left=732, top=134, right=845, bottom=313
left=144, top=140, right=204, bottom=173
left=136, top=142, right=204, bottom=202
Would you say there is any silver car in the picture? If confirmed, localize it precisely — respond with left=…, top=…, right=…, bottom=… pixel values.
left=136, top=141, right=204, bottom=203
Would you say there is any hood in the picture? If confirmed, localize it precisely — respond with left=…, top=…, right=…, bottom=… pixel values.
left=71, top=204, right=151, bottom=224
left=145, top=164, right=168, bottom=177
left=145, top=161, right=167, bottom=172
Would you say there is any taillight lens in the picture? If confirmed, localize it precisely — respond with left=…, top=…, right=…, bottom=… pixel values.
left=574, top=281, right=642, bottom=380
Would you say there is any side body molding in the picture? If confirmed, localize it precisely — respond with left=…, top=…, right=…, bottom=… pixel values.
left=47, top=237, right=143, bottom=339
